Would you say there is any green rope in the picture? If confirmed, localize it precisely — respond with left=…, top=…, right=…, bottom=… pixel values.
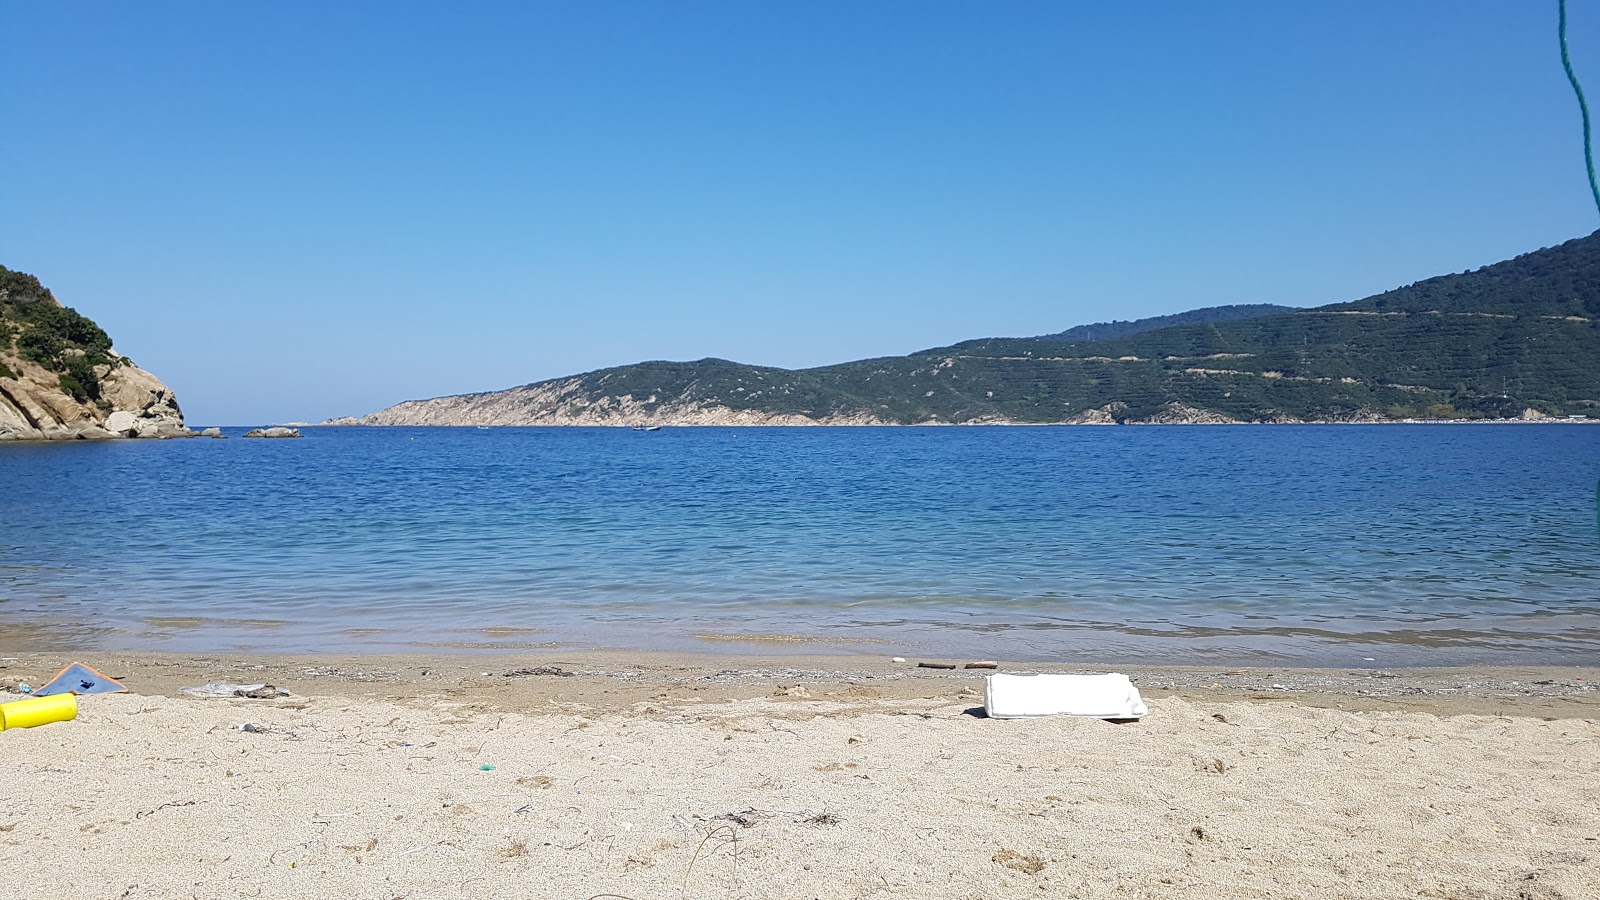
left=1561, top=0, right=1600, bottom=218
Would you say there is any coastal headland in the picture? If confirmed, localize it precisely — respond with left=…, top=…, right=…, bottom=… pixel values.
left=327, top=233, right=1600, bottom=429
left=2, top=649, right=1595, bottom=898
left=0, top=266, right=192, bottom=442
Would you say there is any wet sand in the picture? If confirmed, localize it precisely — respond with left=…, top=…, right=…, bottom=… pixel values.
left=1, top=650, right=1597, bottom=898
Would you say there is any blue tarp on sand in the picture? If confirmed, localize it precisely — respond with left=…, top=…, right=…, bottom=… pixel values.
left=35, top=662, right=127, bottom=696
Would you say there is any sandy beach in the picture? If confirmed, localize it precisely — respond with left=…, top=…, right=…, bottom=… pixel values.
left=0, top=651, right=1596, bottom=899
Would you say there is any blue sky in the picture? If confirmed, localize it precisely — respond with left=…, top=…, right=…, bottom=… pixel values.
left=2, top=1, right=1596, bottom=424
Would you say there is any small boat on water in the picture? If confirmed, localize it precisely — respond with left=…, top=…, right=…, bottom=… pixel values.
left=632, top=425, right=662, bottom=432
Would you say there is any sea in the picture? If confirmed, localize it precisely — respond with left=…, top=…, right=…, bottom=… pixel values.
left=3, top=425, right=1599, bottom=666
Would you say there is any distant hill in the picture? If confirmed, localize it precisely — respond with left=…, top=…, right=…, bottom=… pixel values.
left=1031, top=304, right=1298, bottom=344
left=330, top=233, right=1600, bottom=426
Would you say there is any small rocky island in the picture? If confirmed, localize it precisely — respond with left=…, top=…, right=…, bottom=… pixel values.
left=0, top=266, right=193, bottom=442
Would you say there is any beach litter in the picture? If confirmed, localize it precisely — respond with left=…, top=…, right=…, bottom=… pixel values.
left=1, top=693, right=77, bottom=731
left=35, top=662, right=127, bottom=697
left=917, top=662, right=958, bottom=670
left=180, top=683, right=289, bottom=700
left=705, top=807, right=841, bottom=829
left=503, top=666, right=574, bottom=678
left=237, top=685, right=285, bottom=699
left=983, top=673, right=1148, bottom=720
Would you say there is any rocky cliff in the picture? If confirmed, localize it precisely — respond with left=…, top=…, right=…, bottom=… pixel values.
left=0, top=351, right=188, bottom=441
left=0, top=266, right=189, bottom=442
left=324, top=376, right=895, bottom=427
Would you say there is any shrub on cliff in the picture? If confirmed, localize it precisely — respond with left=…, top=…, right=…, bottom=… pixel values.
left=0, top=266, right=55, bottom=311
left=0, top=265, right=116, bottom=399
left=14, top=304, right=112, bottom=365
left=57, top=354, right=103, bottom=402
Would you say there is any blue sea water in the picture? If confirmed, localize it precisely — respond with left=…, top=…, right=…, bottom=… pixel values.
left=2, top=425, right=1599, bottom=665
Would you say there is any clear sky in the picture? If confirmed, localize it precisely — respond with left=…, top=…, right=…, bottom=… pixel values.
left=2, top=1, right=1597, bottom=424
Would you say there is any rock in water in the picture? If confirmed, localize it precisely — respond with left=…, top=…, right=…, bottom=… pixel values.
left=243, top=427, right=302, bottom=439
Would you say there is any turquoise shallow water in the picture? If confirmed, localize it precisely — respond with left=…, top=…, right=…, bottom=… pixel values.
left=2, top=425, right=1598, bottom=664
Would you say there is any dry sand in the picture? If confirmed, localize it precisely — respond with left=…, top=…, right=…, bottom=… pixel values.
left=1, top=651, right=1597, bottom=899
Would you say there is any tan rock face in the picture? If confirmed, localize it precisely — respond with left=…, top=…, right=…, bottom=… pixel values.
left=1135, top=403, right=1241, bottom=425
left=326, top=377, right=897, bottom=428
left=0, top=350, right=189, bottom=442
left=1064, top=403, right=1125, bottom=425
left=327, top=382, right=1256, bottom=428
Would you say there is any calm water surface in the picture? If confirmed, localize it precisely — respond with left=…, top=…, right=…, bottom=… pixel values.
left=3, top=425, right=1598, bottom=664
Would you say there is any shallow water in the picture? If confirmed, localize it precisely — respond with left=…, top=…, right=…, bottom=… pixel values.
left=3, top=425, right=1598, bottom=664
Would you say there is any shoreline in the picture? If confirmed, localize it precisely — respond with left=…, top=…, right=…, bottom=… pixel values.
left=8, top=415, right=1598, bottom=446
left=313, top=418, right=1600, bottom=427
left=9, top=612, right=1599, bottom=671
left=5, top=649, right=1596, bottom=719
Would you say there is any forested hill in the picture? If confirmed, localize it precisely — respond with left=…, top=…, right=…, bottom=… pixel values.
left=1331, top=233, right=1600, bottom=317
left=1031, top=304, right=1298, bottom=343
left=333, top=232, right=1600, bottom=426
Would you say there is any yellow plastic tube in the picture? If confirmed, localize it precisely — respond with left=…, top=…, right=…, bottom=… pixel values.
left=0, top=694, right=77, bottom=730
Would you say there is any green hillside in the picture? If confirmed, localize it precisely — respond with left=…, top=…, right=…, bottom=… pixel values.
left=1031, top=303, right=1299, bottom=343
left=0, top=266, right=124, bottom=402
left=905, top=232, right=1600, bottom=421
left=376, top=231, right=1600, bottom=424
